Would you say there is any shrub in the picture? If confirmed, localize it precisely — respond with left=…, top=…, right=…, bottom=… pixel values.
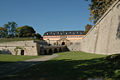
left=113, top=69, right=120, bottom=79
left=105, top=54, right=120, bottom=63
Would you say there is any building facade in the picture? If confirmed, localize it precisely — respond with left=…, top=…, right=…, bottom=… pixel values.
left=43, top=31, right=85, bottom=46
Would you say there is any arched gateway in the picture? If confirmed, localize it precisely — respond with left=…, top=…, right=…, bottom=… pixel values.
left=62, top=42, right=65, bottom=45
left=57, top=38, right=71, bottom=46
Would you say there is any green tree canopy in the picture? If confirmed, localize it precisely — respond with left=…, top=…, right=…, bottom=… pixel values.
left=17, top=25, right=36, bottom=37
left=1, top=22, right=41, bottom=39
left=3, top=22, right=17, bottom=37
left=0, top=27, right=5, bottom=38
left=16, top=27, right=23, bottom=37
left=87, top=0, right=116, bottom=23
left=84, top=24, right=92, bottom=34
left=35, top=33, right=43, bottom=39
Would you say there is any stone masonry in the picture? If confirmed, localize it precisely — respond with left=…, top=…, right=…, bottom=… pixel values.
left=0, top=40, right=42, bottom=56
left=69, top=0, right=120, bottom=55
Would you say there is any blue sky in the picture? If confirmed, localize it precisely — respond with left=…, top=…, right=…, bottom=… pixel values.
left=0, top=0, right=92, bottom=35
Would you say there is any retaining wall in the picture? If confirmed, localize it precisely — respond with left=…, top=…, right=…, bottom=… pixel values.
left=80, top=0, right=120, bottom=54
left=0, top=41, right=38, bottom=56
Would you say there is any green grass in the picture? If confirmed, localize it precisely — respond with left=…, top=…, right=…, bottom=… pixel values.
left=53, top=51, right=106, bottom=60
left=2, top=51, right=117, bottom=80
left=0, top=54, right=41, bottom=64
left=0, top=38, right=40, bottom=43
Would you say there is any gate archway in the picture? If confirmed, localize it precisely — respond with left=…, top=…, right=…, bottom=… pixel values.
left=48, top=49, right=52, bottom=55
left=44, top=50, right=47, bottom=55
left=62, top=42, right=65, bottom=45
left=54, top=48, right=58, bottom=53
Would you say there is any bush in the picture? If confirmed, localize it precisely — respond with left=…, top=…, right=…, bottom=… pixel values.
left=105, top=54, right=120, bottom=63
left=114, top=69, right=120, bottom=78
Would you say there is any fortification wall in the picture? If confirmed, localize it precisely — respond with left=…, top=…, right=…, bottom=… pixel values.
left=80, top=0, right=120, bottom=54
left=67, top=40, right=81, bottom=51
left=0, top=41, right=38, bottom=56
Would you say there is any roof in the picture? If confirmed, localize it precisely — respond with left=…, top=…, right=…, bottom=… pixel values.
left=43, top=31, right=85, bottom=36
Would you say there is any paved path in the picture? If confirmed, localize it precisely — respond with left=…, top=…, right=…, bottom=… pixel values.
left=25, top=54, right=58, bottom=62
left=0, top=54, right=58, bottom=78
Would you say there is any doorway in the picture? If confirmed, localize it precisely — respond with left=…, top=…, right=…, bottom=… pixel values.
left=21, top=50, right=24, bottom=55
left=48, top=49, right=52, bottom=55
left=62, top=42, right=65, bottom=45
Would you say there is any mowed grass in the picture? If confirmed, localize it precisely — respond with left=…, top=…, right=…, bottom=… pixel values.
left=0, top=54, right=41, bottom=64
left=2, top=51, right=116, bottom=80
left=0, top=38, right=40, bottom=43
left=53, top=51, right=106, bottom=60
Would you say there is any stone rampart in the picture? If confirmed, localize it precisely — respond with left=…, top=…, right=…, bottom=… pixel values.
left=80, top=0, right=120, bottom=54
left=0, top=40, right=38, bottom=56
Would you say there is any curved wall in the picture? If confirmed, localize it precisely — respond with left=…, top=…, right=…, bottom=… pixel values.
left=80, top=0, right=120, bottom=54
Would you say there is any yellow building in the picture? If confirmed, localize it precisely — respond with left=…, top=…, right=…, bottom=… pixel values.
left=43, top=31, right=85, bottom=46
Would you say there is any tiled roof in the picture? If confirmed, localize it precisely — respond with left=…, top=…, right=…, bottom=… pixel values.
left=43, top=31, right=84, bottom=36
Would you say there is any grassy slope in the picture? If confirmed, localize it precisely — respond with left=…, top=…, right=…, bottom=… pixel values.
left=53, top=51, right=106, bottom=60
left=2, top=51, right=116, bottom=80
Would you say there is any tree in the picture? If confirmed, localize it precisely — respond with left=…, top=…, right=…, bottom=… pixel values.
left=17, top=25, right=36, bottom=37
left=0, top=27, right=5, bottom=38
left=87, top=0, right=116, bottom=23
left=84, top=24, right=92, bottom=34
left=3, top=24, right=9, bottom=37
left=16, top=27, right=23, bottom=37
left=35, top=33, right=43, bottom=39
left=3, top=22, right=17, bottom=37
left=10, top=22, right=17, bottom=37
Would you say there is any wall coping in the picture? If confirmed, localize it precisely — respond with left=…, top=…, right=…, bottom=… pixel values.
left=82, top=0, right=120, bottom=39
left=0, top=40, right=35, bottom=44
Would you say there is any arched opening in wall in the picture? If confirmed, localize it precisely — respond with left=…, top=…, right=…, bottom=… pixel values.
left=48, top=49, right=52, bottom=55
left=44, top=50, right=47, bottom=55
left=54, top=48, right=58, bottom=53
left=59, top=48, right=62, bottom=52
left=64, top=46, right=69, bottom=52
left=21, top=50, right=24, bottom=55
left=62, top=42, right=65, bottom=45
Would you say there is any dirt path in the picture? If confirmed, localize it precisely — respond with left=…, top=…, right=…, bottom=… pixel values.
left=0, top=54, right=58, bottom=78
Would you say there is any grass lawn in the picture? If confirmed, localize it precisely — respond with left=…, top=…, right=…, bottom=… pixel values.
left=0, top=38, right=40, bottom=43
left=53, top=51, right=106, bottom=60
left=2, top=51, right=119, bottom=80
left=0, top=54, right=41, bottom=64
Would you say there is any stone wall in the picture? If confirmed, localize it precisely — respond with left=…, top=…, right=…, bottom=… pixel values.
left=0, top=40, right=68, bottom=56
left=67, top=40, right=81, bottom=51
left=0, top=41, right=40, bottom=56
left=79, top=0, right=120, bottom=55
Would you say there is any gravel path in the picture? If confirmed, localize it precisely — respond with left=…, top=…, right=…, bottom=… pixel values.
left=0, top=54, right=58, bottom=78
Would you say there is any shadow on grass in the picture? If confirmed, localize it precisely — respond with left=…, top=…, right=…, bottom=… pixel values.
left=0, top=57, right=119, bottom=80
left=0, top=61, right=14, bottom=65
